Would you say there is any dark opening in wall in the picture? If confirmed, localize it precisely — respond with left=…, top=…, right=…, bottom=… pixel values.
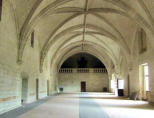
left=0, top=0, right=3, bottom=21
left=138, top=28, right=147, bottom=54
left=61, top=53, right=106, bottom=69
left=31, top=31, right=34, bottom=48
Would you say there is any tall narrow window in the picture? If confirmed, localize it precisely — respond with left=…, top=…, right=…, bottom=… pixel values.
left=118, top=80, right=124, bottom=89
left=111, top=80, right=115, bottom=89
left=138, top=28, right=147, bottom=54
left=31, top=31, right=34, bottom=48
left=0, top=0, right=2, bottom=21
left=144, top=64, right=149, bottom=91
left=139, top=63, right=150, bottom=100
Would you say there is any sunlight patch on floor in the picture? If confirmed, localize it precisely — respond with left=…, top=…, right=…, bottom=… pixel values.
left=91, top=93, right=154, bottom=118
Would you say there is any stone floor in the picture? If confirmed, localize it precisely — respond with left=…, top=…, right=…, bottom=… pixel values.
left=0, top=93, right=154, bottom=118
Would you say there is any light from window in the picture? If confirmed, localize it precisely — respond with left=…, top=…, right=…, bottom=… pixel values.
left=111, top=80, right=115, bottom=89
left=118, top=80, right=124, bottom=89
left=144, top=65, right=149, bottom=91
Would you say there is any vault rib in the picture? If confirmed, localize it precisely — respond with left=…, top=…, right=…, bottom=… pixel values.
left=82, top=0, right=89, bottom=50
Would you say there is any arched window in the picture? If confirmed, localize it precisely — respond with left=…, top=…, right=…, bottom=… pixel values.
left=138, top=28, right=147, bottom=54
left=0, top=0, right=2, bottom=21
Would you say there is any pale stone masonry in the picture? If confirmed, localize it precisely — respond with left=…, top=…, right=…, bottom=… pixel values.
left=59, top=72, right=109, bottom=92
left=1, top=0, right=154, bottom=114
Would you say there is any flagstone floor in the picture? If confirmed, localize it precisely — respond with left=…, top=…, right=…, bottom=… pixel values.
left=1, top=93, right=154, bottom=118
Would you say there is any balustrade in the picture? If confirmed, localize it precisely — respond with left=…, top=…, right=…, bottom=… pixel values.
left=59, top=68, right=107, bottom=73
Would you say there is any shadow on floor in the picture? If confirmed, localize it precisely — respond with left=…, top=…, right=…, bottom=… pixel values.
left=0, top=96, right=54, bottom=118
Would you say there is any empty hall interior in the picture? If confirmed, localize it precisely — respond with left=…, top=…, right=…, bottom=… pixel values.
left=1, top=0, right=154, bottom=118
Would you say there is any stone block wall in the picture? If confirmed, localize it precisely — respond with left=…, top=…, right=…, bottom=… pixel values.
left=58, top=73, right=109, bottom=92
left=0, top=64, right=21, bottom=114
left=0, top=1, right=56, bottom=114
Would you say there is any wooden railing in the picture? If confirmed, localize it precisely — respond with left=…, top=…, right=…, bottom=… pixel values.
left=58, top=68, right=107, bottom=73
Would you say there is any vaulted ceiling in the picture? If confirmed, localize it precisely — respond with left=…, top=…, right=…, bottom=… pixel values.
left=8, top=0, right=154, bottom=73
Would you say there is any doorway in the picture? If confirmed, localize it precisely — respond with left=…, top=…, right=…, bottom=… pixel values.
left=36, top=79, right=39, bottom=100
left=81, top=81, right=86, bottom=92
left=21, top=78, right=28, bottom=104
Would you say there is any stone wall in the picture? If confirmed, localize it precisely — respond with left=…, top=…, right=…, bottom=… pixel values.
left=1, top=0, right=154, bottom=115
left=0, top=1, right=21, bottom=114
left=58, top=73, right=109, bottom=92
left=127, top=33, right=154, bottom=102
left=0, top=1, right=54, bottom=114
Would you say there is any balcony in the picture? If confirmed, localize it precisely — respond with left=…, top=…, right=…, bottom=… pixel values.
left=58, top=68, right=107, bottom=73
